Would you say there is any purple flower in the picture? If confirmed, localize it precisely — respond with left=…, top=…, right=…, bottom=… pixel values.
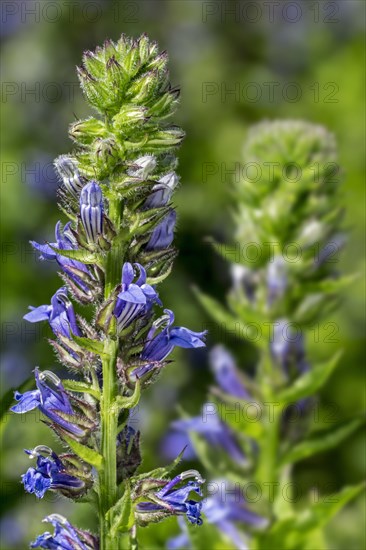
left=267, top=256, right=287, bottom=305
left=146, top=210, right=176, bottom=251
left=31, top=221, right=92, bottom=292
left=22, top=446, right=84, bottom=499
left=271, top=319, right=309, bottom=375
left=137, top=309, right=206, bottom=377
left=209, top=345, right=251, bottom=399
left=54, top=155, right=86, bottom=197
left=171, top=405, right=246, bottom=465
left=11, top=368, right=84, bottom=436
left=136, top=470, right=204, bottom=526
left=23, top=287, right=80, bottom=338
left=113, top=263, right=161, bottom=331
left=80, top=181, right=104, bottom=243
left=31, top=514, right=97, bottom=549
left=167, top=485, right=267, bottom=550
left=143, top=172, right=179, bottom=209
left=203, top=485, right=268, bottom=549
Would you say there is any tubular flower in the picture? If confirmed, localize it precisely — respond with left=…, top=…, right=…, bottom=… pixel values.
left=141, top=309, right=206, bottom=364
left=22, top=446, right=85, bottom=499
left=31, top=221, right=92, bottom=293
left=209, top=345, right=251, bottom=399
left=23, top=287, right=80, bottom=338
left=113, top=262, right=161, bottom=331
left=31, top=514, right=98, bottom=549
left=146, top=209, right=177, bottom=251
left=171, top=405, right=246, bottom=465
left=143, top=172, right=179, bottom=209
left=136, top=470, right=204, bottom=526
left=11, top=368, right=85, bottom=437
left=54, top=155, right=86, bottom=197
left=79, top=181, right=104, bottom=243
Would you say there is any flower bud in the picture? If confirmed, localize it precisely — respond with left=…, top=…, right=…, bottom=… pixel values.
left=127, top=155, right=157, bottom=179
left=80, top=182, right=104, bottom=243
left=54, top=155, right=86, bottom=197
left=69, top=117, right=107, bottom=145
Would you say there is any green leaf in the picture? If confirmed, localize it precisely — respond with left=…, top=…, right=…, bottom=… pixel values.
left=278, top=351, right=342, bottom=405
left=115, top=380, right=141, bottom=410
left=62, top=379, right=100, bottom=399
left=108, top=483, right=134, bottom=536
left=72, top=335, right=108, bottom=357
left=49, top=245, right=102, bottom=265
left=62, top=435, right=104, bottom=469
left=280, top=417, right=364, bottom=466
left=254, top=484, right=365, bottom=550
left=295, top=483, right=365, bottom=531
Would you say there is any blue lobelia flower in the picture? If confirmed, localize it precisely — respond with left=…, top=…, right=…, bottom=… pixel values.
left=137, top=470, right=204, bottom=526
left=23, top=287, right=80, bottom=338
left=11, top=368, right=84, bottom=437
left=79, top=181, right=104, bottom=243
left=171, top=404, right=246, bottom=465
left=31, top=514, right=97, bottom=549
left=22, top=446, right=84, bottom=499
left=136, top=310, right=206, bottom=378
left=146, top=209, right=176, bottom=251
left=203, top=485, right=268, bottom=550
left=113, top=262, right=161, bottom=331
left=266, top=256, right=288, bottom=306
left=31, top=221, right=92, bottom=293
left=271, top=318, right=309, bottom=375
left=209, top=345, right=251, bottom=399
left=143, top=172, right=179, bottom=209
left=167, top=484, right=267, bottom=550
left=54, top=155, right=86, bottom=197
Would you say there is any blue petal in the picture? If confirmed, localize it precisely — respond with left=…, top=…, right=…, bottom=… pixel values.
left=10, top=389, right=40, bottom=413
left=117, top=285, right=148, bottom=304
left=169, top=327, right=207, bottom=348
left=210, top=345, right=250, bottom=399
left=122, top=262, right=135, bottom=286
left=24, top=305, right=50, bottom=323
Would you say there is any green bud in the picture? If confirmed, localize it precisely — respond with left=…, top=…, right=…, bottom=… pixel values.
left=69, top=118, right=107, bottom=145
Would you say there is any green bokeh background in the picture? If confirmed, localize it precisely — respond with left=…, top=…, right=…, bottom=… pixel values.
left=1, top=1, right=364, bottom=548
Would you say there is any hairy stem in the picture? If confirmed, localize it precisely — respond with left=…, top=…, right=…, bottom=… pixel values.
left=99, top=195, right=124, bottom=549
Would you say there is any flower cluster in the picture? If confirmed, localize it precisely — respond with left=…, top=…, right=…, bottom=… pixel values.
left=166, top=122, right=362, bottom=549
left=11, top=34, right=205, bottom=550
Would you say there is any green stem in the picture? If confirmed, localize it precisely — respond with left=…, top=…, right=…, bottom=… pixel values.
left=256, top=345, right=281, bottom=516
left=99, top=338, right=118, bottom=550
left=99, top=195, right=124, bottom=550
left=129, top=525, right=138, bottom=550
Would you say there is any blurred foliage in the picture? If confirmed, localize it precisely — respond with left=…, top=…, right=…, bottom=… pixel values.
left=0, top=1, right=364, bottom=549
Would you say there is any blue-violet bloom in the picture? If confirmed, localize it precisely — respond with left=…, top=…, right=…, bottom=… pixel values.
left=137, top=470, right=204, bottom=525
left=80, top=181, right=104, bottom=243
left=171, top=405, right=246, bottom=465
left=31, top=514, right=96, bottom=549
left=136, top=309, right=206, bottom=377
left=22, top=446, right=84, bottom=499
left=113, top=262, right=161, bottom=331
left=54, top=155, right=85, bottom=198
left=143, top=172, right=179, bottom=209
left=23, top=287, right=80, bottom=338
left=209, top=345, right=251, bottom=399
left=11, top=368, right=84, bottom=436
left=146, top=209, right=177, bottom=251
left=31, top=221, right=92, bottom=292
